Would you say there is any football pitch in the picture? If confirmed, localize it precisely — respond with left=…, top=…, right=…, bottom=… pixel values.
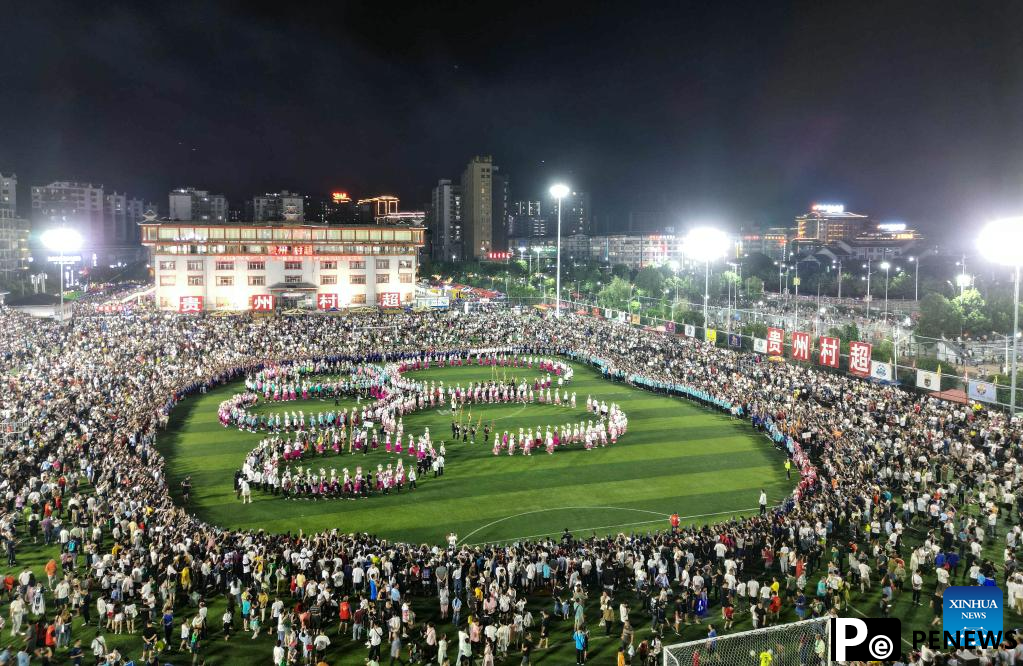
left=159, top=360, right=794, bottom=544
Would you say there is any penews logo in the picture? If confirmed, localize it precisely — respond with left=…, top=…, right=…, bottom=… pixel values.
left=942, top=586, right=1004, bottom=648
left=831, top=618, right=901, bottom=660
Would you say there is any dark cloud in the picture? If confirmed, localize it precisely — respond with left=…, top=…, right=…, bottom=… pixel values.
left=2, top=0, right=1023, bottom=236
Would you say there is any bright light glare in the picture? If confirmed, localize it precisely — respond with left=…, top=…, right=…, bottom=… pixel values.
left=956, top=274, right=973, bottom=288
left=683, top=227, right=729, bottom=262
left=549, top=183, right=570, bottom=199
left=41, top=227, right=83, bottom=253
left=978, top=217, right=1023, bottom=266
left=880, top=261, right=890, bottom=270
left=668, top=260, right=680, bottom=272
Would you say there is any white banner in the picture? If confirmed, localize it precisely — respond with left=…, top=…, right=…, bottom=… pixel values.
left=915, top=369, right=940, bottom=391
left=753, top=337, right=768, bottom=354
left=870, top=361, right=894, bottom=382
left=684, top=324, right=696, bottom=338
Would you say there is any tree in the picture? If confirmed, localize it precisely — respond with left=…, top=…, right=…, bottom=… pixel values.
left=743, top=276, right=764, bottom=299
left=952, top=288, right=989, bottom=334
left=634, top=266, right=665, bottom=296
left=597, top=276, right=633, bottom=309
left=916, top=293, right=962, bottom=338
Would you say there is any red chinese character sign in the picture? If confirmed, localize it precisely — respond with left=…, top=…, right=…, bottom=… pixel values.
left=849, top=341, right=872, bottom=377
left=178, top=295, right=203, bottom=313
left=790, top=331, right=811, bottom=361
left=378, top=292, right=401, bottom=308
left=766, top=327, right=784, bottom=355
left=249, top=295, right=275, bottom=311
left=317, top=293, right=340, bottom=310
left=818, top=336, right=840, bottom=368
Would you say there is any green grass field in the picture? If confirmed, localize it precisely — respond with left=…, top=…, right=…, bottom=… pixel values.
left=159, top=361, right=793, bottom=544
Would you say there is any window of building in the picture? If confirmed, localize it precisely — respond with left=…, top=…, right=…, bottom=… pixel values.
left=248, top=275, right=266, bottom=286
left=399, top=273, right=413, bottom=284
left=248, top=261, right=265, bottom=271
left=398, top=259, right=413, bottom=269
left=158, top=260, right=176, bottom=270
left=320, top=274, right=337, bottom=285
left=349, top=260, right=366, bottom=270
left=351, top=294, right=367, bottom=304
left=215, top=261, right=235, bottom=271
left=376, top=274, right=390, bottom=284
left=187, top=275, right=204, bottom=286
left=320, top=260, right=336, bottom=270
left=375, top=259, right=390, bottom=269
left=187, top=260, right=203, bottom=272
left=159, top=275, right=176, bottom=286
left=159, top=297, right=170, bottom=308
left=350, top=275, right=366, bottom=285
left=216, top=276, right=234, bottom=286
left=284, top=261, right=302, bottom=270
left=284, top=275, right=302, bottom=284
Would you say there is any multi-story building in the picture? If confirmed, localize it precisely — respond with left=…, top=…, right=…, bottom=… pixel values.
left=550, top=190, right=590, bottom=236
left=253, top=190, right=304, bottom=222
left=0, top=173, right=16, bottom=213
left=429, top=180, right=463, bottom=262
left=169, top=188, right=228, bottom=222
left=491, top=169, right=509, bottom=252
left=511, top=234, right=682, bottom=270
left=794, top=203, right=870, bottom=251
left=0, top=207, right=30, bottom=279
left=357, top=196, right=399, bottom=222
left=461, top=155, right=494, bottom=258
left=510, top=200, right=545, bottom=238
left=141, top=221, right=425, bottom=311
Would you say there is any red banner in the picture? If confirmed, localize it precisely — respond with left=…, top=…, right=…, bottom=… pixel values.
left=249, top=294, right=275, bottom=311
left=766, top=327, right=784, bottom=355
left=178, top=295, right=203, bottom=313
left=791, top=331, right=811, bottom=361
left=818, top=336, right=840, bottom=368
left=849, top=341, right=872, bottom=377
left=317, top=293, right=340, bottom=310
left=378, top=292, right=401, bottom=308
left=665, top=321, right=676, bottom=333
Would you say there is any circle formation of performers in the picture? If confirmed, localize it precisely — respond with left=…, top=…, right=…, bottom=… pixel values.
left=224, top=353, right=627, bottom=500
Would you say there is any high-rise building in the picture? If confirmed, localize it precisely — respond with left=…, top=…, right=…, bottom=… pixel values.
left=461, top=155, right=494, bottom=258
left=511, top=200, right=547, bottom=238
left=429, top=179, right=463, bottom=262
left=550, top=190, right=590, bottom=236
left=0, top=173, right=16, bottom=213
left=794, top=203, right=869, bottom=250
left=0, top=207, right=30, bottom=279
left=104, top=192, right=148, bottom=246
left=32, top=181, right=106, bottom=246
left=491, top=169, right=509, bottom=251
left=253, top=190, right=304, bottom=222
left=168, top=188, right=228, bottom=222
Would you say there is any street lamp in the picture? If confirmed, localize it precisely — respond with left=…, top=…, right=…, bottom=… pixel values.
left=908, top=256, right=919, bottom=302
left=684, top=226, right=729, bottom=334
left=41, top=227, right=83, bottom=323
left=549, top=183, right=570, bottom=316
left=978, top=217, right=1023, bottom=413
left=880, top=261, right=891, bottom=320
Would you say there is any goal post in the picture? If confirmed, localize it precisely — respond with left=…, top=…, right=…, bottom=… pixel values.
left=663, top=617, right=832, bottom=666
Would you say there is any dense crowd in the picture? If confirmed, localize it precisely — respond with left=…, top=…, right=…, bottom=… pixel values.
left=0, top=306, right=1021, bottom=665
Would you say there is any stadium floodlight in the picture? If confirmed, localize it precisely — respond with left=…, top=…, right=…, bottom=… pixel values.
left=549, top=183, right=570, bottom=316
left=684, top=226, right=729, bottom=333
left=978, top=216, right=1023, bottom=413
left=41, top=227, right=83, bottom=323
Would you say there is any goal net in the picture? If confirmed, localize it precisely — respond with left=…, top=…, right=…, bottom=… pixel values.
left=663, top=618, right=832, bottom=666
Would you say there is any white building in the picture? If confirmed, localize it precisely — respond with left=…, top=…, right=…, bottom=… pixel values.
left=0, top=173, right=16, bottom=213
left=511, top=233, right=682, bottom=269
left=169, top=188, right=228, bottom=222
left=141, top=221, right=425, bottom=311
left=253, top=190, right=304, bottom=221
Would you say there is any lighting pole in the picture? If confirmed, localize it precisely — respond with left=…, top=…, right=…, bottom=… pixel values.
left=978, top=218, right=1023, bottom=413
left=880, top=261, right=891, bottom=321
left=549, top=183, right=570, bottom=316
left=863, top=258, right=872, bottom=318
left=834, top=259, right=843, bottom=299
left=909, top=255, right=920, bottom=302
left=41, top=227, right=83, bottom=323
left=684, top=227, right=728, bottom=337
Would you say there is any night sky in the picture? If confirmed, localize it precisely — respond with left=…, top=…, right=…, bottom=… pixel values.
left=3, top=1, right=1023, bottom=237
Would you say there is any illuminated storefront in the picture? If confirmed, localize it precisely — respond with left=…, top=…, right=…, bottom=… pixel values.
left=141, top=222, right=425, bottom=311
